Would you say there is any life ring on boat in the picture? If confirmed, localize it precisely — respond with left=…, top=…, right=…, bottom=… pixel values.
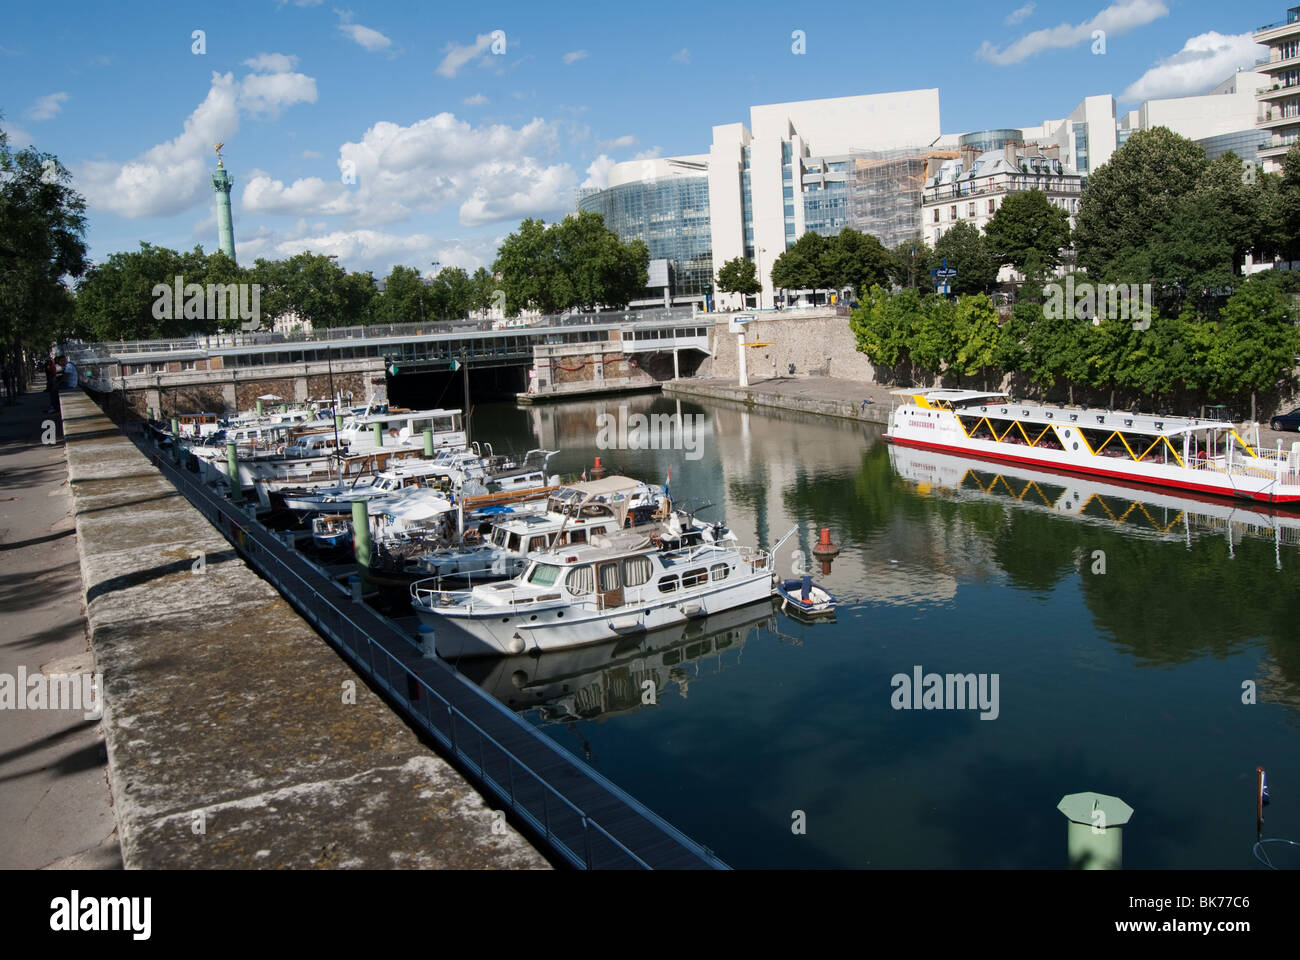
left=388, top=428, right=399, bottom=439
left=276, top=445, right=285, bottom=455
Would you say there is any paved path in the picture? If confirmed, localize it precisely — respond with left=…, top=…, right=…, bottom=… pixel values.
left=0, top=386, right=120, bottom=869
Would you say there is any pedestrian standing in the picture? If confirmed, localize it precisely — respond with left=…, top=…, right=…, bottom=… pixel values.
left=45, top=356, right=58, bottom=413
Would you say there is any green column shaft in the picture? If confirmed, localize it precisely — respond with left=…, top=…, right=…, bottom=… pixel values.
left=170, top=418, right=180, bottom=463
left=373, top=422, right=383, bottom=447
left=351, top=500, right=371, bottom=569
left=423, top=428, right=434, bottom=457
left=226, top=441, right=242, bottom=502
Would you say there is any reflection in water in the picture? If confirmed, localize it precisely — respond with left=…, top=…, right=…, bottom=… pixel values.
left=459, top=601, right=776, bottom=725
left=451, top=395, right=1300, bottom=867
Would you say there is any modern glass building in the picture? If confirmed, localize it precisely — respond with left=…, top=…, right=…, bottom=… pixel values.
left=577, top=165, right=713, bottom=303
left=1197, top=128, right=1260, bottom=165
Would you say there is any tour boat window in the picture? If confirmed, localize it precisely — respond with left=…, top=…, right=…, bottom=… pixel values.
left=657, top=575, right=679, bottom=594
left=527, top=564, right=562, bottom=586
left=598, top=562, right=620, bottom=592
left=710, top=563, right=729, bottom=582
left=621, top=556, right=652, bottom=587
left=681, top=568, right=709, bottom=588
left=566, top=565, right=595, bottom=595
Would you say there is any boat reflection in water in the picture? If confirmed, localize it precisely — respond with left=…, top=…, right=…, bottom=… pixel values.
left=889, top=443, right=1300, bottom=568
left=455, top=601, right=776, bottom=724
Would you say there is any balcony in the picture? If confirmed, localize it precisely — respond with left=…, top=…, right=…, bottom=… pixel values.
left=1258, top=109, right=1300, bottom=130
left=1258, top=81, right=1300, bottom=99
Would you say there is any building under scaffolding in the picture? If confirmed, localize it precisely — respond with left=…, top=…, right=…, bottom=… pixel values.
left=847, top=147, right=958, bottom=250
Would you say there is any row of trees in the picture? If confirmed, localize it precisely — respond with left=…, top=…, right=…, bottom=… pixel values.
left=850, top=271, right=1300, bottom=411
left=0, top=119, right=87, bottom=396
left=72, top=208, right=653, bottom=339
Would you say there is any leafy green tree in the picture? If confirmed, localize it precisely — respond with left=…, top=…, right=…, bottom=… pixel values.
left=848, top=284, right=920, bottom=381
left=493, top=218, right=561, bottom=316
left=1208, top=275, right=1300, bottom=418
left=375, top=265, right=436, bottom=325
left=431, top=266, right=474, bottom=320
left=932, top=221, right=998, bottom=295
left=715, top=256, right=760, bottom=301
left=1259, top=143, right=1300, bottom=265
left=910, top=294, right=955, bottom=383
left=952, top=293, right=1002, bottom=387
left=888, top=239, right=932, bottom=290
left=1073, top=127, right=1207, bottom=280
left=770, top=231, right=828, bottom=293
left=470, top=266, right=498, bottom=315
left=1, top=121, right=87, bottom=380
left=982, top=190, right=1071, bottom=275
left=75, top=243, right=192, bottom=339
left=820, top=228, right=894, bottom=298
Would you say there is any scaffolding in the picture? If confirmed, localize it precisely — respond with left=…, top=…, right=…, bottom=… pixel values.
left=848, top=147, right=958, bottom=250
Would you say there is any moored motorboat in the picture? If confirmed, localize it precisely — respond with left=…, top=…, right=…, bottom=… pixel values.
left=775, top=576, right=836, bottom=618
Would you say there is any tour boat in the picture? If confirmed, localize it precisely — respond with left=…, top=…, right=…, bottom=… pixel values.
left=411, top=528, right=792, bottom=658
left=884, top=389, right=1300, bottom=507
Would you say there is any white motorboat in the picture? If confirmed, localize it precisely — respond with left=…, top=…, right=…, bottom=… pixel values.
left=411, top=527, right=792, bottom=658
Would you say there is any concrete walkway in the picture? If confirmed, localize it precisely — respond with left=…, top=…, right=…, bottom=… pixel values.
left=52, top=388, right=549, bottom=869
left=0, top=387, right=120, bottom=869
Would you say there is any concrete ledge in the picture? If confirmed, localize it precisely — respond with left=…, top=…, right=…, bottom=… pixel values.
left=663, top=376, right=892, bottom=427
left=61, top=390, right=549, bottom=869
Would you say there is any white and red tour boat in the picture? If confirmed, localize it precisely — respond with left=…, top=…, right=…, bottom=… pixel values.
left=884, top=389, right=1300, bottom=507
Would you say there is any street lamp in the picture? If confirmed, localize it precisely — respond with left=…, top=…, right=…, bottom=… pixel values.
left=755, top=247, right=767, bottom=310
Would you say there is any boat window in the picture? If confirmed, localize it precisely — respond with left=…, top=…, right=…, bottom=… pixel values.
left=657, top=575, right=679, bottom=594
left=710, top=563, right=729, bottom=582
left=622, top=556, right=652, bottom=587
left=527, top=537, right=546, bottom=553
left=433, top=416, right=454, bottom=433
left=411, top=419, right=431, bottom=435
left=681, top=567, right=709, bottom=588
left=492, top=528, right=508, bottom=547
left=598, top=562, right=620, bottom=592
left=566, top=565, right=594, bottom=595
left=569, top=528, right=587, bottom=544
left=527, top=563, right=561, bottom=586
left=508, top=532, right=522, bottom=552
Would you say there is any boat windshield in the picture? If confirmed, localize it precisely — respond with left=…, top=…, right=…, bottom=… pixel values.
left=526, top=563, right=562, bottom=586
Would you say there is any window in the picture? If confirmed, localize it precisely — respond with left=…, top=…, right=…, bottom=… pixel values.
left=622, top=555, right=652, bottom=587
left=598, top=562, right=620, bottom=592
left=566, top=565, right=594, bottom=595
left=681, top=567, right=708, bottom=588
left=527, top=563, right=561, bottom=586
left=657, top=575, right=679, bottom=594
left=950, top=206, right=958, bottom=221
left=710, top=563, right=729, bottom=582
left=507, top=532, right=522, bottom=552
left=932, top=209, right=939, bottom=223
left=568, top=528, right=587, bottom=544
left=988, top=199, right=996, bottom=214
left=968, top=202, right=976, bottom=217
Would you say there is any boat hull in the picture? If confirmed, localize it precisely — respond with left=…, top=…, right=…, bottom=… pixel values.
left=416, top=573, right=773, bottom=658
left=884, top=434, right=1300, bottom=507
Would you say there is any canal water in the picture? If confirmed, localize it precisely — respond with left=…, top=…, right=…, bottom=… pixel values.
left=455, top=392, right=1300, bottom=868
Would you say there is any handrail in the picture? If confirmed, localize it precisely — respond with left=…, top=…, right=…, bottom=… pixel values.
left=147, top=443, right=698, bottom=868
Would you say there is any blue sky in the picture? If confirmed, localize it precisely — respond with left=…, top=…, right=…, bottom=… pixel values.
left=0, top=0, right=1285, bottom=277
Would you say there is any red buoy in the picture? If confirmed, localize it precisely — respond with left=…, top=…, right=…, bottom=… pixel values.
left=592, top=456, right=605, bottom=478
left=811, top=527, right=839, bottom=557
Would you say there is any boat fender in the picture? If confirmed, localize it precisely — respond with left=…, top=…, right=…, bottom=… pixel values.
left=507, top=633, right=526, bottom=655
left=389, top=428, right=399, bottom=439
left=277, top=445, right=285, bottom=455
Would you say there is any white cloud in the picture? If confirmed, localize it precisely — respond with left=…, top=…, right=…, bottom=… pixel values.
left=241, top=171, right=353, bottom=216
left=670, top=48, right=691, bottom=64
left=255, top=112, right=576, bottom=228
left=336, top=11, right=392, bottom=53
left=1121, top=32, right=1266, bottom=101
left=243, top=52, right=298, bottom=73
left=595, top=134, right=638, bottom=151
left=1005, top=3, right=1035, bottom=25
left=437, top=34, right=493, bottom=77
left=581, top=154, right=617, bottom=189
left=463, top=93, right=488, bottom=106
left=563, top=50, right=588, bottom=65
left=77, top=64, right=318, bottom=218
left=238, top=70, right=317, bottom=116
left=301, top=149, right=323, bottom=159
left=26, top=92, right=67, bottom=121
left=977, top=0, right=1168, bottom=65
left=236, top=228, right=497, bottom=278
left=79, top=71, right=242, bottom=218
left=2, top=122, right=36, bottom=149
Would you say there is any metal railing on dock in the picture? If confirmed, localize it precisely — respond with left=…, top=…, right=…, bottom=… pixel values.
left=144, top=438, right=727, bottom=870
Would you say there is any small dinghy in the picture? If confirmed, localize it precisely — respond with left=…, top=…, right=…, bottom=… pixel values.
left=775, top=575, right=835, bottom=618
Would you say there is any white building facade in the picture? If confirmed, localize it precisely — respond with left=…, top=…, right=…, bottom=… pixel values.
left=1255, top=6, right=1300, bottom=171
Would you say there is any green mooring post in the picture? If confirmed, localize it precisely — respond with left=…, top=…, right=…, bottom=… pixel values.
left=351, top=499, right=371, bottom=570
left=373, top=422, right=383, bottom=447
left=170, top=418, right=180, bottom=463
left=256, top=399, right=263, bottom=417
left=1058, top=792, right=1133, bottom=869
left=423, top=427, right=434, bottom=457
left=147, top=406, right=154, bottom=421
left=335, top=413, right=344, bottom=431
left=226, top=441, right=242, bottom=502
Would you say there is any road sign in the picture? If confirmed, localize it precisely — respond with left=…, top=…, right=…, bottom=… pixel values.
left=935, top=267, right=958, bottom=279
left=450, top=360, right=461, bottom=372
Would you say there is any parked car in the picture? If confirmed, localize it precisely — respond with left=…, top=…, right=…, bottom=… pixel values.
left=1269, top=408, right=1300, bottom=432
